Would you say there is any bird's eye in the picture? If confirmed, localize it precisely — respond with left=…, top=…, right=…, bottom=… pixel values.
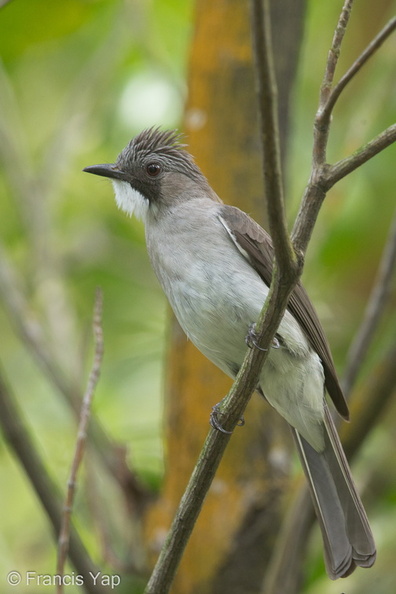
left=146, top=162, right=161, bottom=177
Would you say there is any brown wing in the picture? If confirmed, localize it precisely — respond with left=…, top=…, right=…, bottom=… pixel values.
left=219, top=204, right=349, bottom=420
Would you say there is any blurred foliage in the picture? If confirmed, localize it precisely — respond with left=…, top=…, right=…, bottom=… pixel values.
left=0, top=1, right=193, bottom=592
left=0, top=1, right=395, bottom=593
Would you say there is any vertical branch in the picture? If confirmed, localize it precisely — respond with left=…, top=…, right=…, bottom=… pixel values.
left=315, top=0, right=354, bottom=165
left=250, top=0, right=298, bottom=276
left=319, top=0, right=354, bottom=108
left=56, top=289, right=104, bottom=593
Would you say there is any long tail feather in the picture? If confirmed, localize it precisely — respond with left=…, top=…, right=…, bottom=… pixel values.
left=292, top=404, right=376, bottom=579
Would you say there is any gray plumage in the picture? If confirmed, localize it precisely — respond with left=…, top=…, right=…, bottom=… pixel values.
left=84, top=127, right=376, bottom=579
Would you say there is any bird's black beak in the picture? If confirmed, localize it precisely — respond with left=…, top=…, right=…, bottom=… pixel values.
left=83, top=163, right=128, bottom=182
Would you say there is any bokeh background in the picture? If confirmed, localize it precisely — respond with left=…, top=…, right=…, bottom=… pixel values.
left=0, top=1, right=395, bottom=593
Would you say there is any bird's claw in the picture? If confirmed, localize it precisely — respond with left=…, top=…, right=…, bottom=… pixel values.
left=245, top=323, right=282, bottom=350
left=245, top=323, right=268, bottom=351
left=210, top=402, right=245, bottom=434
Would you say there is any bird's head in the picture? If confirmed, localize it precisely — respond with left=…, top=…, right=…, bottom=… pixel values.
left=83, top=127, right=216, bottom=221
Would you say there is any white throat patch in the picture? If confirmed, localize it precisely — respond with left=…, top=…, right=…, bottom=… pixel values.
left=111, top=179, right=149, bottom=221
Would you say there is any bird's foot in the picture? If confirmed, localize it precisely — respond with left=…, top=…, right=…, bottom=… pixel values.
left=272, top=335, right=282, bottom=349
left=245, top=323, right=267, bottom=351
left=245, top=323, right=283, bottom=351
left=210, top=402, right=245, bottom=434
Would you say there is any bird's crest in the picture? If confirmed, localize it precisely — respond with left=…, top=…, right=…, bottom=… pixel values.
left=127, top=127, right=186, bottom=159
left=118, top=127, right=205, bottom=181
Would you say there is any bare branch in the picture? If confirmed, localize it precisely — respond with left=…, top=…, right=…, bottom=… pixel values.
left=144, top=2, right=395, bottom=592
left=292, top=10, right=396, bottom=255
left=144, top=0, right=301, bottom=588
left=315, top=0, right=354, bottom=163
left=327, top=124, right=396, bottom=187
left=144, top=267, right=296, bottom=594
left=0, top=366, right=109, bottom=594
left=319, top=0, right=354, bottom=107
left=57, top=289, right=104, bottom=593
left=250, top=0, right=298, bottom=276
left=341, top=341, right=396, bottom=454
left=292, top=130, right=396, bottom=260
left=342, top=209, right=396, bottom=396
left=322, top=17, right=396, bottom=125
left=276, top=12, right=396, bottom=586
left=262, top=484, right=312, bottom=594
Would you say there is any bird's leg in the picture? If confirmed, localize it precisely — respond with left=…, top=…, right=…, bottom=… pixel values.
left=245, top=322, right=283, bottom=351
left=210, top=401, right=245, bottom=434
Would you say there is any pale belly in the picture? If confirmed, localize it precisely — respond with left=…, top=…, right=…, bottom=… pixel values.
left=147, top=217, right=326, bottom=449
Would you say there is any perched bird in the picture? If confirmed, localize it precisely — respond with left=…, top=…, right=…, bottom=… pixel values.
left=84, top=127, right=376, bottom=579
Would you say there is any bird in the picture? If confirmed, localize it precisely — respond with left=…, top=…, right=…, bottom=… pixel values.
left=83, top=127, right=376, bottom=579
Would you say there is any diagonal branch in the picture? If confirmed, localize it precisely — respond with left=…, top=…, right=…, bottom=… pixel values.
left=144, top=2, right=396, bottom=592
left=327, top=124, right=396, bottom=187
left=144, top=1, right=298, bottom=592
left=322, top=16, right=396, bottom=125
left=292, top=10, right=396, bottom=255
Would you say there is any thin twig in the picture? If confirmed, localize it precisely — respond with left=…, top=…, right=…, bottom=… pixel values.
left=319, top=0, right=354, bottom=107
left=292, top=2, right=357, bottom=252
left=322, top=17, right=396, bottom=123
left=342, top=209, right=396, bottom=396
left=292, top=12, right=396, bottom=255
left=341, top=341, right=396, bottom=454
left=144, top=275, right=291, bottom=594
left=0, top=366, right=109, bottom=594
left=57, top=289, right=104, bottom=593
left=327, top=123, right=396, bottom=187
left=315, top=0, right=354, bottom=163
